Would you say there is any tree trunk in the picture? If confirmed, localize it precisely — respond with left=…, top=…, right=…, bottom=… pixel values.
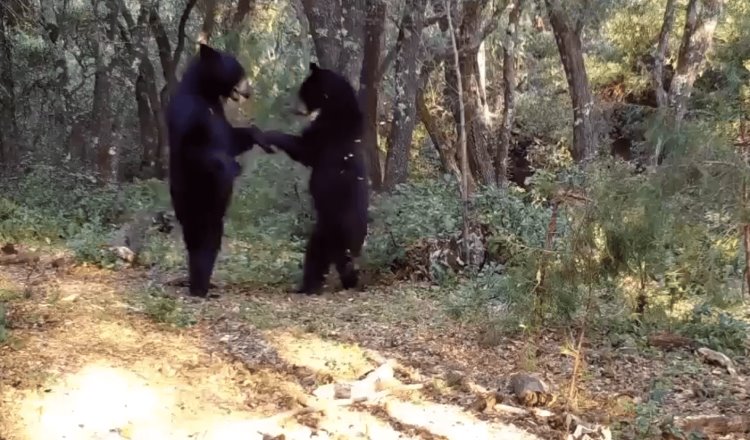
left=417, top=83, right=461, bottom=180
left=358, top=0, right=385, bottom=191
left=458, top=0, right=496, bottom=185
left=337, top=0, right=365, bottom=86
left=147, top=0, right=198, bottom=176
left=0, top=7, right=18, bottom=167
left=300, top=0, right=364, bottom=87
left=668, top=0, right=724, bottom=126
left=120, top=1, right=167, bottom=178
left=136, top=68, right=159, bottom=176
left=446, top=0, right=472, bottom=260
left=233, top=0, right=255, bottom=26
left=653, top=0, right=677, bottom=110
left=225, top=0, right=257, bottom=52
left=198, top=0, right=218, bottom=45
left=546, top=0, right=595, bottom=162
left=91, top=0, right=120, bottom=182
left=300, top=0, right=342, bottom=69
left=383, top=0, right=428, bottom=190
left=498, top=0, right=523, bottom=185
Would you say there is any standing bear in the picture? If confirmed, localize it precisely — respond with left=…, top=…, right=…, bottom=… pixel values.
left=264, top=63, right=369, bottom=294
left=167, top=44, right=273, bottom=297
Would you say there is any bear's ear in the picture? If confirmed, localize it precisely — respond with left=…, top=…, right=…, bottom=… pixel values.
left=199, top=44, right=220, bottom=61
left=309, top=62, right=319, bottom=72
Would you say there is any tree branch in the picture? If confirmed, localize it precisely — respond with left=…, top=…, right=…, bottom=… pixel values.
left=172, top=0, right=199, bottom=72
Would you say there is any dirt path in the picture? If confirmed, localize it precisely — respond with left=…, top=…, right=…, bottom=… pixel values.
left=0, top=261, right=544, bottom=440
left=2, top=255, right=748, bottom=439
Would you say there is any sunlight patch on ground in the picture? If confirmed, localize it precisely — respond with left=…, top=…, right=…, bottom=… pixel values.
left=267, top=331, right=373, bottom=380
left=385, top=400, right=540, bottom=440
left=18, top=362, right=184, bottom=439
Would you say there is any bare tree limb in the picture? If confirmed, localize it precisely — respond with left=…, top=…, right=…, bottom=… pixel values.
left=172, top=0, right=199, bottom=72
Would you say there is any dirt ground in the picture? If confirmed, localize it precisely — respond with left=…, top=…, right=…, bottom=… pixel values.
left=0, top=254, right=748, bottom=440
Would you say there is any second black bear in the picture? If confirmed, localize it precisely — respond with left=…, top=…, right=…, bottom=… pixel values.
left=167, top=44, right=273, bottom=297
left=265, top=63, right=369, bottom=294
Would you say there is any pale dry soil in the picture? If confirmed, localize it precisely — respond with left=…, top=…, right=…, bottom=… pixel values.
left=0, top=256, right=747, bottom=440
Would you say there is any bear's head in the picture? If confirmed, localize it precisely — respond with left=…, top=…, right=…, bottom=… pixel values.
left=190, top=44, right=252, bottom=102
left=297, top=62, right=360, bottom=118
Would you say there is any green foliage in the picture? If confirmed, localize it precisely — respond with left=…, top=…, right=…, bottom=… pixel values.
left=0, top=302, right=8, bottom=344
left=679, top=304, right=749, bottom=354
left=365, top=177, right=462, bottom=270
left=137, top=286, right=196, bottom=328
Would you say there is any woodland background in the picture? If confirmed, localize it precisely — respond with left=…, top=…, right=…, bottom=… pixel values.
left=0, top=1, right=749, bottom=438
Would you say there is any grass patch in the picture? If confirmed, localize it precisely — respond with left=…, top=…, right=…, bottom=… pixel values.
left=133, top=286, right=197, bottom=328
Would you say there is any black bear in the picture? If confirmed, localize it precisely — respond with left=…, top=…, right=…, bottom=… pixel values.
left=167, top=44, right=273, bottom=297
left=264, top=63, right=369, bottom=294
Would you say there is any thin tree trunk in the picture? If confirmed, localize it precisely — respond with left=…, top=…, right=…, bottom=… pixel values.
left=546, top=0, right=595, bottom=162
left=668, top=0, right=724, bottom=126
left=446, top=0, right=472, bottom=260
left=653, top=0, right=677, bottom=110
left=383, top=0, right=428, bottom=190
left=497, top=0, right=523, bottom=185
left=741, top=121, right=750, bottom=300
left=358, top=0, right=386, bottom=191
left=136, top=69, right=159, bottom=175
left=476, top=41, right=489, bottom=113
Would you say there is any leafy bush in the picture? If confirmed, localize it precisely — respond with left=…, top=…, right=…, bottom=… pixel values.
left=365, top=177, right=462, bottom=270
left=679, top=304, right=749, bottom=354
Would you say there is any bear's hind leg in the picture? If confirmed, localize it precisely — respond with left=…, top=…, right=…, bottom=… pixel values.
left=334, top=248, right=358, bottom=290
left=297, top=226, right=331, bottom=295
left=184, top=219, right=224, bottom=297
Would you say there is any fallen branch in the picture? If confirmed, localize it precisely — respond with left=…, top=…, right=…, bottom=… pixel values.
left=697, top=347, right=737, bottom=376
left=674, top=414, right=750, bottom=436
left=0, top=252, right=40, bottom=265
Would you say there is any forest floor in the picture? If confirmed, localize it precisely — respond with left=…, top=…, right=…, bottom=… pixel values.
left=0, top=250, right=748, bottom=440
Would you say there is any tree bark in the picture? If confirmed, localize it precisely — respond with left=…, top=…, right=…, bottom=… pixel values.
left=383, top=0, right=428, bottom=190
left=0, top=6, right=18, bottom=166
left=653, top=0, right=677, bottom=110
left=668, top=0, right=724, bottom=126
left=498, top=0, right=523, bottom=185
left=300, top=0, right=342, bottom=69
left=417, top=82, right=461, bottom=180
left=233, top=0, right=255, bottom=26
left=458, top=0, right=496, bottom=185
left=91, top=0, right=120, bottom=182
left=120, top=1, right=166, bottom=178
left=446, top=0, right=472, bottom=260
left=198, top=0, right=218, bottom=45
left=300, top=0, right=364, bottom=87
left=224, top=0, right=257, bottom=52
left=358, top=0, right=386, bottom=191
left=146, top=0, right=198, bottom=176
left=545, top=0, right=595, bottom=162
